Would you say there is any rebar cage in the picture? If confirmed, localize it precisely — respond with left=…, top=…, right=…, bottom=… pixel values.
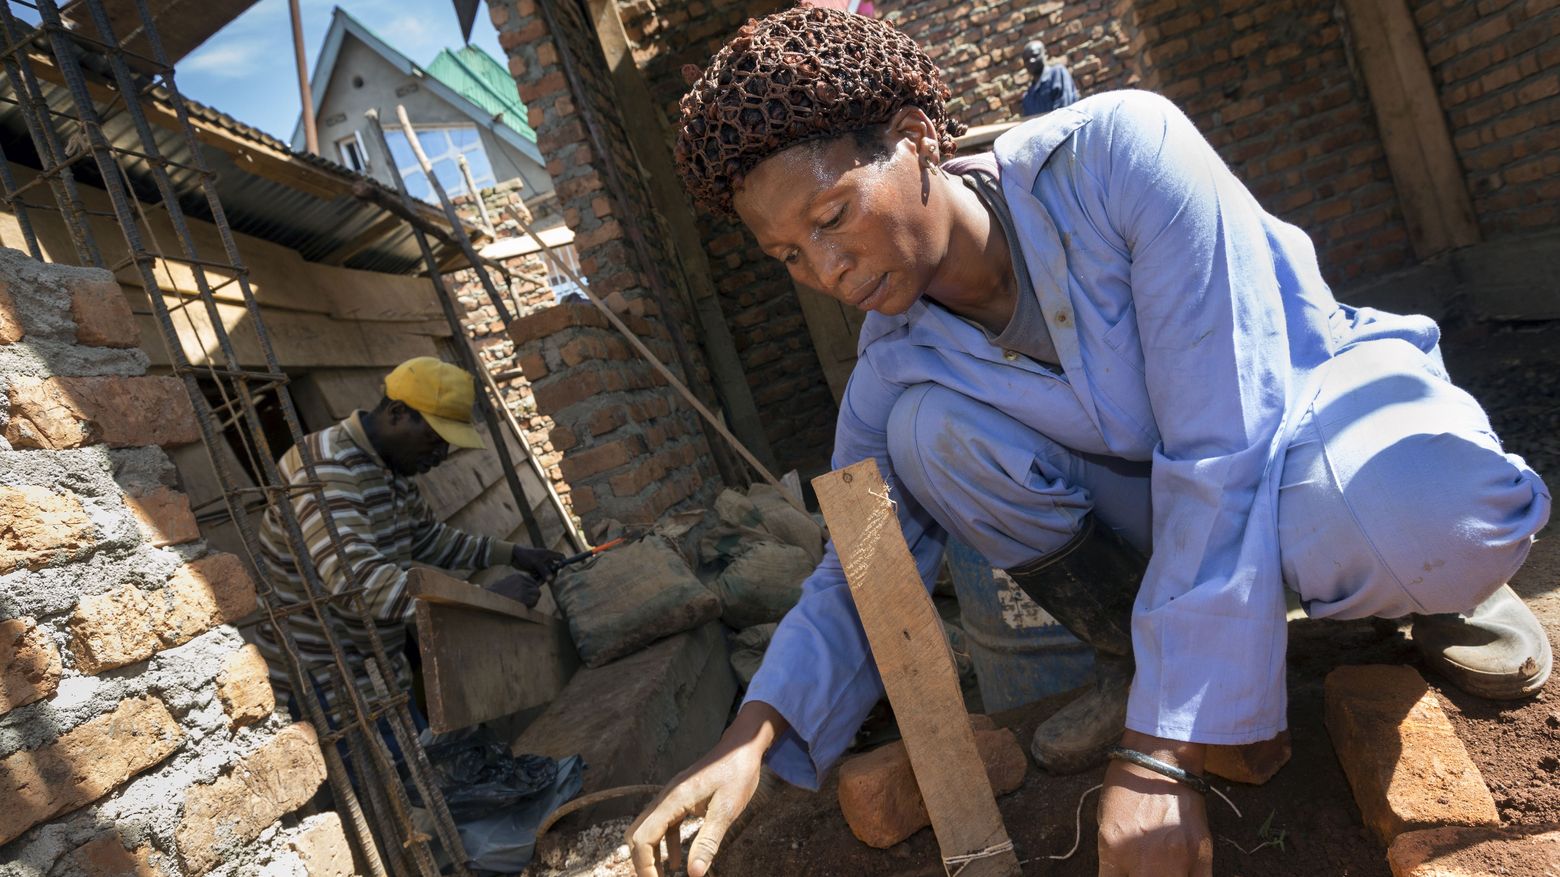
left=0, top=2, right=475, bottom=873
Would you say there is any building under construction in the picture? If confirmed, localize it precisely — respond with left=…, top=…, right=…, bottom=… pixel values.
left=0, top=0, right=1555, bottom=875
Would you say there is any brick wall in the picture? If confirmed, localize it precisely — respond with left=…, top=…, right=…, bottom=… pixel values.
left=490, top=0, right=724, bottom=531
left=886, top=0, right=1148, bottom=125
left=0, top=248, right=353, bottom=876
left=1130, top=0, right=1415, bottom=285
left=1413, top=0, right=1560, bottom=238
left=494, top=1, right=1554, bottom=473
left=509, top=302, right=709, bottom=526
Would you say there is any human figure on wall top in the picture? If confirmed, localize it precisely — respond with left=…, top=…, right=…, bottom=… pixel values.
left=1021, top=38, right=1079, bottom=116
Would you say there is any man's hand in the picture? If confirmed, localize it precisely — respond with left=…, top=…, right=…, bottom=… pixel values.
left=1097, top=731, right=1212, bottom=877
left=627, top=702, right=787, bottom=877
left=510, top=546, right=563, bottom=579
left=488, top=573, right=542, bottom=607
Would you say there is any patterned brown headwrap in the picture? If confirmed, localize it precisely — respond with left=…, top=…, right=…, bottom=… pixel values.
left=674, top=6, right=965, bottom=218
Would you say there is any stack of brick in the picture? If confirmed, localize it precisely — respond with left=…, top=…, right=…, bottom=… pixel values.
left=0, top=248, right=355, bottom=877
left=508, top=301, right=715, bottom=528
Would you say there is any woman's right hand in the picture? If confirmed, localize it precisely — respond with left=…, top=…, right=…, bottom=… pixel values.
left=627, top=701, right=788, bottom=877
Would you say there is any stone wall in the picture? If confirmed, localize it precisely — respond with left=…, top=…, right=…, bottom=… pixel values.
left=0, top=249, right=354, bottom=877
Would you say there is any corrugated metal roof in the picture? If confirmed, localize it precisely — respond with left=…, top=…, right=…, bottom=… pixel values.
left=0, top=40, right=477, bottom=276
left=425, top=45, right=536, bottom=145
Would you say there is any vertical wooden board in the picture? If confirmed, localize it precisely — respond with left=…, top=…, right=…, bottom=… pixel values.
left=1340, top=0, right=1480, bottom=258
left=813, top=459, right=1020, bottom=876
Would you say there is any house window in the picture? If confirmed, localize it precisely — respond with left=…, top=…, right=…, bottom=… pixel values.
left=544, top=243, right=587, bottom=303
left=384, top=124, right=496, bottom=203
left=336, top=132, right=368, bottom=173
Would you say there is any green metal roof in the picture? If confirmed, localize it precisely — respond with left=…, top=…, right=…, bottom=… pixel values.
left=425, top=45, right=536, bottom=145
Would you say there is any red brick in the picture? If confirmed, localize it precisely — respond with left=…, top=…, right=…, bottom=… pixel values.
left=66, top=833, right=168, bottom=877
left=610, top=455, right=664, bottom=497
left=1387, top=825, right=1560, bottom=876
left=0, top=696, right=183, bottom=846
left=559, top=434, right=645, bottom=481
left=0, top=485, right=94, bottom=574
left=5, top=376, right=198, bottom=450
left=1324, top=665, right=1498, bottom=844
left=68, top=277, right=139, bottom=349
left=0, top=617, right=61, bottom=715
left=586, top=405, right=627, bottom=436
left=518, top=351, right=549, bottom=380
left=216, top=644, right=275, bottom=729
left=125, top=486, right=200, bottom=547
left=506, top=302, right=608, bottom=346
left=570, top=484, right=598, bottom=516
left=837, top=726, right=1027, bottom=849
left=175, top=722, right=327, bottom=874
left=0, top=280, right=22, bottom=344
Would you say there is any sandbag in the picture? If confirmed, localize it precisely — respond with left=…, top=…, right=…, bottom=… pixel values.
left=711, top=540, right=812, bottom=629
left=729, top=623, right=778, bottom=687
left=747, top=484, right=825, bottom=565
left=553, top=535, right=720, bottom=668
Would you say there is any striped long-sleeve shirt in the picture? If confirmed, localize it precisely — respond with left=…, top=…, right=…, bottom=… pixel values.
left=255, top=411, right=517, bottom=705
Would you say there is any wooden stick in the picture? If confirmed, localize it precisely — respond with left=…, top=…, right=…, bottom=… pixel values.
left=813, top=460, right=1020, bottom=877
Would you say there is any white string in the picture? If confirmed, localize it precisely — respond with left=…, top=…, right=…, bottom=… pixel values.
left=1042, top=783, right=1101, bottom=862
left=943, top=839, right=1015, bottom=877
left=1020, top=779, right=1244, bottom=866
left=869, top=484, right=898, bottom=512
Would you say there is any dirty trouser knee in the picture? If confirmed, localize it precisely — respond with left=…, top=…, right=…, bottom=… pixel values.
left=1276, top=340, right=1550, bottom=621
left=885, top=383, right=1154, bottom=571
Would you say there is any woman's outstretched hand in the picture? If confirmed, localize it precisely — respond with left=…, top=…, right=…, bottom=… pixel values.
left=627, top=701, right=788, bottom=877
left=1096, top=731, right=1212, bottom=877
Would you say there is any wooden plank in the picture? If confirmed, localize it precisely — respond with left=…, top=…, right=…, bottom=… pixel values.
left=414, top=426, right=546, bottom=521
left=409, top=568, right=578, bottom=733
left=408, top=567, right=557, bottom=625
left=319, top=262, right=444, bottom=323
left=813, top=460, right=1020, bottom=877
left=128, top=288, right=440, bottom=369
left=1340, top=0, right=1481, bottom=258
left=3, top=163, right=332, bottom=315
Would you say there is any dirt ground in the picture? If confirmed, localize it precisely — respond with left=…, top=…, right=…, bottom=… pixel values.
left=535, top=321, right=1560, bottom=877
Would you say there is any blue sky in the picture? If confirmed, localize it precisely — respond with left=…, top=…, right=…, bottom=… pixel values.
left=173, top=0, right=506, bottom=141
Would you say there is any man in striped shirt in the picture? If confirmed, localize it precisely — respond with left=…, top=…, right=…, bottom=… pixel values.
left=256, top=357, right=562, bottom=712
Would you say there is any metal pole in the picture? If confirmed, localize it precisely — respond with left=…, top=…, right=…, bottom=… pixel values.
left=290, top=0, right=319, bottom=156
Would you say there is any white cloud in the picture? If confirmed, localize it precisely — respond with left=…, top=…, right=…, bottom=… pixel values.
left=179, top=37, right=272, bottom=78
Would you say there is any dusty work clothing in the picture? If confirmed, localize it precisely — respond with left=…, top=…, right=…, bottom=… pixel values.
left=255, top=411, right=519, bottom=701
left=744, top=91, right=1551, bottom=791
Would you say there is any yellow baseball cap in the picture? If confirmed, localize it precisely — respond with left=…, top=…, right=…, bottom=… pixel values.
left=383, top=357, right=486, bottom=450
